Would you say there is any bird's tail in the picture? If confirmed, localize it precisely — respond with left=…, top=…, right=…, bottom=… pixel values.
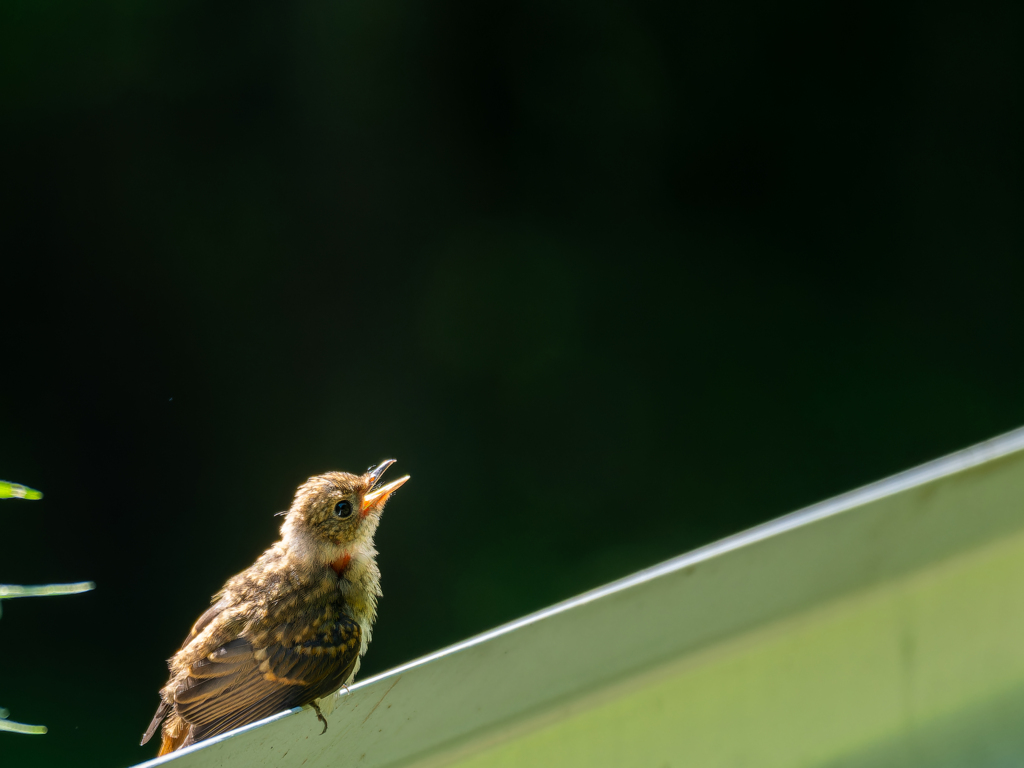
left=157, top=713, right=192, bottom=755
left=158, top=730, right=189, bottom=756
left=142, top=703, right=190, bottom=756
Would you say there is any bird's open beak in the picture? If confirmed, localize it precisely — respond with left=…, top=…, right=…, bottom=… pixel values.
left=362, top=460, right=410, bottom=515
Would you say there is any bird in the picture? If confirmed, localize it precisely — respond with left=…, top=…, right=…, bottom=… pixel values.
left=141, top=461, right=409, bottom=755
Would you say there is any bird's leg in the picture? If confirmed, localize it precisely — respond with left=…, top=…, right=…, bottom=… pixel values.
left=310, top=702, right=328, bottom=735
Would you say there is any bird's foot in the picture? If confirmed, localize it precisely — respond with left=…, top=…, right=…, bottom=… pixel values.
left=310, top=702, right=328, bottom=735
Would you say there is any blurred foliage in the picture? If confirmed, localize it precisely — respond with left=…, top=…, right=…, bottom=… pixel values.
left=0, top=481, right=43, bottom=501
left=0, top=484, right=94, bottom=736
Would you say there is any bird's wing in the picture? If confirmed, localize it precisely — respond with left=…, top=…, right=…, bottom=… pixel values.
left=181, top=598, right=230, bottom=648
left=141, top=598, right=232, bottom=747
left=174, top=617, right=362, bottom=744
left=141, top=701, right=170, bottom=747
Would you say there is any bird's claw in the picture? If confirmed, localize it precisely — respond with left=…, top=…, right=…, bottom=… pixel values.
left=310, top=702, right=328, bottom=735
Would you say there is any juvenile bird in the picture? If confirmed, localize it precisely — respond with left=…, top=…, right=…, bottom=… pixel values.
left=141, top=461, right=409, bottom=755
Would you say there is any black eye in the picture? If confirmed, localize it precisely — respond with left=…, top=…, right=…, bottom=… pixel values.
left=334, top=500, right=353, bottom=519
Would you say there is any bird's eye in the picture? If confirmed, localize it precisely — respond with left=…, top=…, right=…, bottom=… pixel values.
left=334, top=500, right=354, bottom=519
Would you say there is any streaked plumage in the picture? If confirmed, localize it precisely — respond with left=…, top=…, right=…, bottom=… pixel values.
left=142, top=462, right=409, bottom=755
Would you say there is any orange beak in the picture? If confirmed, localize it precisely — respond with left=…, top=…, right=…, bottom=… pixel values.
left=362, top=459, right=410, bottom=516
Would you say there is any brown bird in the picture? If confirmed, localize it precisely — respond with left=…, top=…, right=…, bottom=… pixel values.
left=141, top=461, right=409, bottom=755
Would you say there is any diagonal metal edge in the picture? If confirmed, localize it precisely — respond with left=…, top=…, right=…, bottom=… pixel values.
left=364, top=424, right=1024, bottom=680
left=135, top=423, right=1024, bottom=767
left=134, top=710, right=297, bottom=766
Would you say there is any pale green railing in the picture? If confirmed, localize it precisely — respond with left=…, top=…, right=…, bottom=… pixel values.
left=136, top=427, right=1024, bottom=768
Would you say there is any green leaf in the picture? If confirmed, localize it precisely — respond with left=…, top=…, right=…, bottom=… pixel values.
left=0, top=480, right=43, bottom=500
left=0, top=708, right=48, bottom=735
left=0, top=582, right=95, bottom=599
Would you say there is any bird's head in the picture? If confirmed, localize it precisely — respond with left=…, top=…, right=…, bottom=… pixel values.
left=280, top=460, right=409, bottom=571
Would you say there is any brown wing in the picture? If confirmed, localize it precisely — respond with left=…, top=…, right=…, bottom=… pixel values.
left=173, top=617, right=361, bottom=745
left=141, top=598, right=232, bottom=747
left=181, top=599, right=230, bottom=648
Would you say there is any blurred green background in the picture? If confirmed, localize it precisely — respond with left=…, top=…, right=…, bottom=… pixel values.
left=1, top=1, right=1022, bottom=766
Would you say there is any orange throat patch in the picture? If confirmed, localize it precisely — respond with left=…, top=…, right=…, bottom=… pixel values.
left=330, top=551, right=352, bottom=576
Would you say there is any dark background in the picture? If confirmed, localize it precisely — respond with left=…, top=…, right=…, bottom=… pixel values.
left=1, top=1, right=1022, bottom=766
